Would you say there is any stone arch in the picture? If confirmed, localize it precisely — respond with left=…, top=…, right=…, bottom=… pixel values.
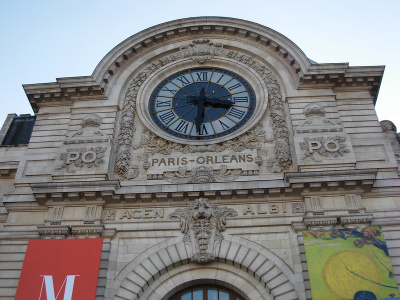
left=144, top=264, right=271, bottom=300
left=92, top=17, right=311, bottom=91
left=110, top=236, right=299, bottom=300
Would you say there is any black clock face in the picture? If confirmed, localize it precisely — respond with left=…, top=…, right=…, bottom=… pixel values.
left=149, top=68, right=255, bottom=140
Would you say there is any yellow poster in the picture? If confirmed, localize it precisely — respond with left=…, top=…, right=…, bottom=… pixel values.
left=303, top=227, right=400, bottom=300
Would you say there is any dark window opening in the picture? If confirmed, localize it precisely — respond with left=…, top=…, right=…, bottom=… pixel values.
left=1, top=115, right=36, bottom=146
left=169, top=285, right=244, bottom=300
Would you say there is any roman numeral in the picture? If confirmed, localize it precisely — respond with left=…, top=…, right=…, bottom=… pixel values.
left=175, top=76, right=190, bottom=86
left=195, top=72, right=208, bottom=81
left=216, top=74, right=225, bottom=83
left=162, top=87, right=177, bottom=95
left=219, top=120, right=230, bottom=131
left=227, top=83, right=242, bottom=91
left=159, top=110, right=176, bottom=125
left=156, top=99, right=171, bottom=107
left=233, top=96, right=248, bottom=103
left=174, top=120, right=189, bottom=133
left=198, top=124, right=208, bottom=135
left=227, top=108, right=245, bottom=119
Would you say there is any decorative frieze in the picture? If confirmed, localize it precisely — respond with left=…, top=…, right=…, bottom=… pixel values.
left=304, top=216, right=338, bottom=230
left=71, top=225, right=104, bottom=238
left=339, top=214, right=373, bottom=226
left=38, top=225, right=70, bottom=239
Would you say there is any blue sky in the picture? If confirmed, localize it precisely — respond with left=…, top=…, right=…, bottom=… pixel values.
left=0, top=0, right=399, bottom=130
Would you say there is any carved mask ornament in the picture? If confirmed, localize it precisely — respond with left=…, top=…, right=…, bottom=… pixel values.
left=169, top=198, right=237, bottom=264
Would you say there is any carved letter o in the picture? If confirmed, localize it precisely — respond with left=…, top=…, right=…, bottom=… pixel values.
left=82, top=151, right=97, bottom=163
left=324, top=141, right=340, bottom=152
left=196, top=156, right=205, bottom=164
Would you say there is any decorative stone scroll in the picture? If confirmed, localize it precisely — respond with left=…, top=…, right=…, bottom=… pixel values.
left=169, top=198, right=237, bottom=264
left=115, top=39, right=292, bottom=179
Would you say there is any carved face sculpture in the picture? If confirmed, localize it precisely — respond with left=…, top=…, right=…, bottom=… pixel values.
left=190, top=198, right=214, bottom=220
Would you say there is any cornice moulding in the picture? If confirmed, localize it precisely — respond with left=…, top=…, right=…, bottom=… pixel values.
left=285, top=169, right=377, bottom=184
left=339, top=214, right=373, bottom=225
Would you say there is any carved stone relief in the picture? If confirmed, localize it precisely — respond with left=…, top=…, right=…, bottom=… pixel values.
left=339, top=215, right=373, bottom=226
left=57, top=147, right=106, bottom=173
left=296, top=103, right=342, bottom=134
left=309, top=196, right=323, bottom=210
left=139, top=125, right=267, bottom=182
left=53, top=207, right=64, bottom=219
left=71, top=225, right=104, bottom=238
left=291, top=203, right=305, bottom=214
left=103, top=210, right=116, bottom=221
left=38, top=225, right=70, bottom=239
left=381, top=120, right=400, bottom=165
left=115, top=39, right=292, bottom=180
left=163, top=165, right=242, bottom=184
left=65, top=114, right=108, bottom=144
left=345, top=195, right=358, bottom=207
left=54, top=114, right=111, bottom=178
left=299, top=136, right=350, bottom=161
left=294, top=102, right=356, bottom=170
left=169, top=198, right=237, bottom=264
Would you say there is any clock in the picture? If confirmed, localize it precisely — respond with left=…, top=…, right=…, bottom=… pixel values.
left=149, top=68, right=255, bottom=141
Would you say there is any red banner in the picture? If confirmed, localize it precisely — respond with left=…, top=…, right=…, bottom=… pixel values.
left=15, top=238, right=103, bottom=300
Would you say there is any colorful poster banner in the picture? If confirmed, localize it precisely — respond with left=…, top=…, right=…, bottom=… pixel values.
left=15, top=238, right=103, bottom=300
left=303, top=227, right=399, bottom=300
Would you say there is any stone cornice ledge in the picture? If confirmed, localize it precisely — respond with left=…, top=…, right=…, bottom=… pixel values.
left=38, top=225, right=70, bottom=239
left=372, top=216, right=400, bottom=227
left=339, top=214, right=373, bottom=226
left=71, top=225, right=104, bottom=238
left=303, top=216, right=338, bottom=230
left=285, top=169, right=377, bottom=184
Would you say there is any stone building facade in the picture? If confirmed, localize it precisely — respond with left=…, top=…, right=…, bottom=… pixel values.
left=1, top=17, right=400, bottom=300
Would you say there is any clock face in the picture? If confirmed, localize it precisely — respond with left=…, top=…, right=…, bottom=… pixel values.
left=149, top=68, right=255, bottom=141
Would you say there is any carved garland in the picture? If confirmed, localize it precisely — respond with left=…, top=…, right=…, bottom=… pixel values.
left=115, top=39, right=292, bottom=179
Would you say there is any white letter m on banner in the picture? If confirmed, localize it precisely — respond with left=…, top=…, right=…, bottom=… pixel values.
left=39, top=275, right=79, bottom=300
